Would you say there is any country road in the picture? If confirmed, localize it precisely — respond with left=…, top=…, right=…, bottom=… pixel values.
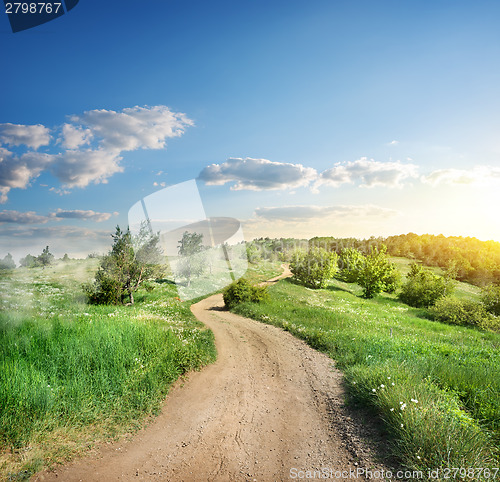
left=34, top=268, right=388, bottom=481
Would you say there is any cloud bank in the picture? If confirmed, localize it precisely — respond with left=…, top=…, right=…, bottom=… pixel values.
left=199, top=157, right=317, bottom=191
left=0, top=105, right=193, bottom=202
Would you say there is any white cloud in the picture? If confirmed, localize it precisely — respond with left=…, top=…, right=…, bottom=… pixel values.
left=50, top=209, right=115, bottom=222
left=422, top=166, right=500, bottom=186
left=388, top=140, right=399, bottom=146
left=70, top=105, right=193, bottom=151
left=52, top=149, right=124, bottom=188
left=199, top=157, right=317, bottom=191
left=0, top=105, right=192, bottom=202
left=0, top=210, right=49, bottom=224
left=0, top=148, right=54, bottom=203
left=0, top=123, right=51, bottom=150
left=318, top=158, right=418, bottom=189
left=59, top=124, right=93, bottom=149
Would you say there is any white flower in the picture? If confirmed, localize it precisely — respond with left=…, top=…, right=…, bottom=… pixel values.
left=380, top=384, right=385, bottom=389
left=400, top=424, right=404, bottom=428
left=372, top=388, right=376, bottom=392
left=391, top=382, right=395, bottom=386
left=400, top=403, right=407, bottom=410
left=390, top=408, right=394, bottom=412
left=387, top=377, right=391, bottom=380
left=411, top=399, right=419, bottom=404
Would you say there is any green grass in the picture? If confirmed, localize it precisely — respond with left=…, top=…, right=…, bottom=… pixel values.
left=0, top=260, right=216, bottom=480
left=231, top=276, right=500, bottom=477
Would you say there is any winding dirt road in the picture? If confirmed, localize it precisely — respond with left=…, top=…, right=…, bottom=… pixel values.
left=35, top=269, right=388, bottom=481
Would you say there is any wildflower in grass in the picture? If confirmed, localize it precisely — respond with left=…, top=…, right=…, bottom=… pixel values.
left=380, top=384, right=385, bottom=389
left=387, top=377, right=391, bottom=380
left=400, top=424, right=404, bottom=428
left=390, top=408, right=394, bottom=412
left=391, top=382, right=395, bottom=386
left=400, top=403, right=407, bottom=410
left=372, top=388, right=376, bottom=392
left=411, top=399, right=418, bottom=404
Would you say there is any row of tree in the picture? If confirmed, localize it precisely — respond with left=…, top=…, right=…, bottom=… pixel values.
left=0, top=247, right=60, bottom=270
left=309, top=233, right=500, bottom=286
left=289, top=245, right=400, bottom=298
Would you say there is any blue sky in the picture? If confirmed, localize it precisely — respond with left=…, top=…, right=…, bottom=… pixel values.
left=1, top=0, right=500, bottom=259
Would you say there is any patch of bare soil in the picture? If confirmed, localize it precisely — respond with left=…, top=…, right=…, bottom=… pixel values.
left=34, top=268, right=392, bottom=481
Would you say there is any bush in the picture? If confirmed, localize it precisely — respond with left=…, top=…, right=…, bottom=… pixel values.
left=337, top=247, right=364, bottom=283
left=357, top=246, right=399, bottom=298
left=399, top=263, right=453, bottom=307
left=223, top=278, right=268, bottom=309
left=431, top=296, right=491, bottom=328
left=289, top=247, right=338, bottom=289
left=482, top=284, right=500, bottom=316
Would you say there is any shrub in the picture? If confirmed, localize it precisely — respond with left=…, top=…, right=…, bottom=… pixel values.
left=289, top=247, right=338, bottom=289
left=223, top=278, right=268, bottom=309
left=482, top=283, right=500, bottom=316
left=337, top=247, right=364, bottom=283
left=431, top=296, right=491, bottom=328
left=399, top=263, right=453, bottom=307
left=357, top=246, right=399, bottom=298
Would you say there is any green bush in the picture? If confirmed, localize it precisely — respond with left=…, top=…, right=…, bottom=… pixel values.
left=337, top=247, right=365, bottom=283
left=482, top=283, right=500, bottom=316
left=289, top=247, right=338, bottom=289
left=223, top=278, right=268, bottom=309
left=431, top=296, right=490, bottom=327
left=357, top=246, right=399, bottom=298
left=399, top=263, right=453, bottom=307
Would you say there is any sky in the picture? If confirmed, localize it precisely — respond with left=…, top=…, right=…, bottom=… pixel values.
left=1, top=0, right=500, bottom=260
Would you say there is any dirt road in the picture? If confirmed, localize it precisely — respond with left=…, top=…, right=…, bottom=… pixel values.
left=35, top=269, right=387, bottom=481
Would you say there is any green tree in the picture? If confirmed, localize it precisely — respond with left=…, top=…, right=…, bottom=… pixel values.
left=19, top=254, right=36, bottom=268
left=481, top=283, right=500, bottom=316
left=357, top=246, right=399, bottom=298
left=176, top=231, right=205, bottom=286
left=36, top=246, right=54, bottom=268
left=84, top=225, right=164, bottom=305
left=0, top=253, right=16, bottom=270
left=290, top=247, right=338, bottom=289
left=337, top=247, right=365, bottom=283
left=399, top=263, right=453, bottom=307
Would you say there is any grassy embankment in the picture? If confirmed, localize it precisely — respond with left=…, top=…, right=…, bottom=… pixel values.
left=232, top=259, right=500, bottom=476
left=0, top=259, right=281, bottom=480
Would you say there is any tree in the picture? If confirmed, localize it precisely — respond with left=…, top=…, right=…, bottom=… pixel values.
left=84, top=225, right=164, bottom=305
left=481, top=283, right=500, bottom=316
left=0, top=253, right=16, bottom=270
left=337, top=247, right=365, bottom=283
left=290, top=247, right=338, bottom=289
left=19, top=254, right=36, bottom=268
left=61, top=253, right=70, bottom=262
left=399, top=263, right=453, bottom=307
left=176, top=231, right=205, bottom=286
left=357, top=246, right=399, bottom=298
left=37, top=246, right=54, bottom=268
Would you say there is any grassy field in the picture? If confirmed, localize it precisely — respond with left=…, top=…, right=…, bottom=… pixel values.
left=0, top=259, right=282, bottom=481
left=231, top=273, right=500, bottom=477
